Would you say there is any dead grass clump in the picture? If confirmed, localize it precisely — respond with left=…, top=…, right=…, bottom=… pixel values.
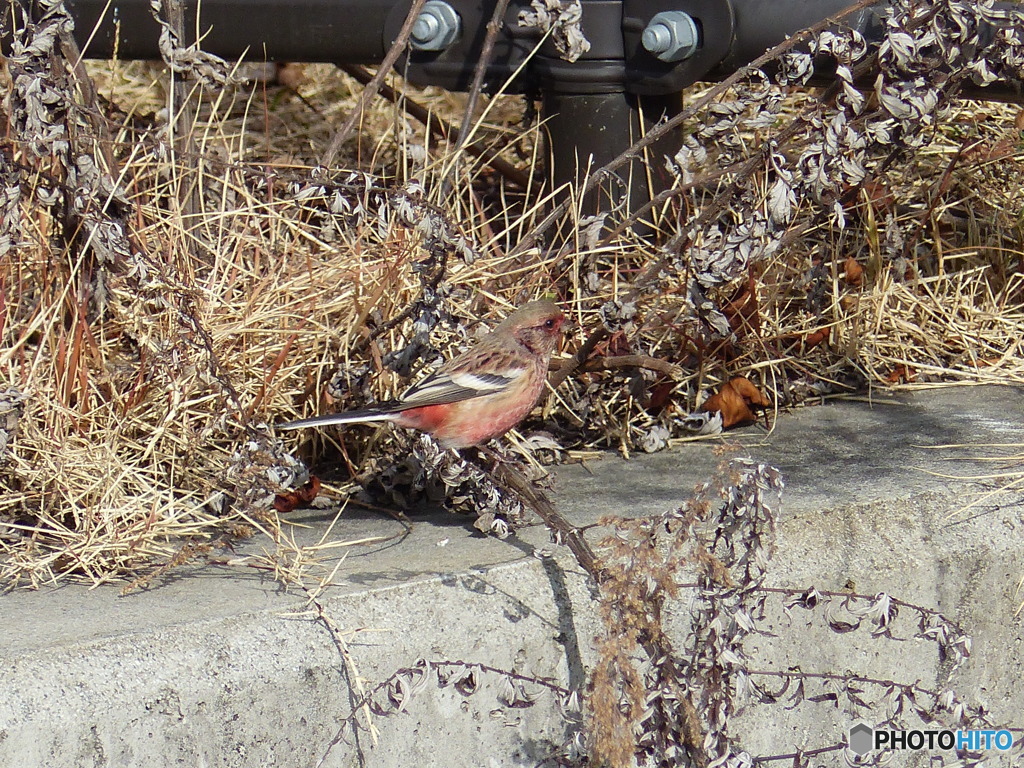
left=0, top=6, right=565, bottom=587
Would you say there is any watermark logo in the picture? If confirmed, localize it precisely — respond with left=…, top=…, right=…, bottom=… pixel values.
left=848, top=723, right=1015, bottom=755
left=849, top=722, right=873, bottom=755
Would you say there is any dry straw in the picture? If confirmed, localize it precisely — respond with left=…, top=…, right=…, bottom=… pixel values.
left=1, top=5, right=1022, bottom=588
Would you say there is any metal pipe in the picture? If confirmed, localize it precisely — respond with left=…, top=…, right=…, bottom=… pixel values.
left=542, top=90, right=681, bottom=223
left=713, top=0, right=884, bottom=75
left=41, top=0, right=1024, bottom=101
left=50, top=0, right=396, bottom=62
left=544, top=92, right=679, bottom=225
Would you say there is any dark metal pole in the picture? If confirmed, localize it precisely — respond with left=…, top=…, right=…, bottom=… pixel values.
left=43, top=0, right=396, bottom=61
left=542, top=91, right=681, bottom=223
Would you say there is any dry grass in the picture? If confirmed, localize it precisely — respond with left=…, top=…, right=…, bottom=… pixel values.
left=0, top=49, right=1021, bottom=588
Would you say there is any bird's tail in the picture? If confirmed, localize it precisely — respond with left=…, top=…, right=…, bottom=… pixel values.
left=277, top=406, right=398, bottom=431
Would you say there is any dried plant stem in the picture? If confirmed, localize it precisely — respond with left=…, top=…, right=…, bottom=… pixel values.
left=157, top=0, right=205, bottom=251
left=487, top=456, right=706, bottom=766
left=555, top=15, right=886, bottom=383
left=58, top=34, right=119, bottom=182
left=452, top=0, right=511, bottom=153
left=754, top=744, right=845, bottom=763
left=749, top=668, right=951, bottom=695
left=321, top=0, right=429, bottom=167
left=305, top=592, right=380, bottom=749
left=356, top=246, right=450, bottom=352
left=440, top=0, right=514, bottom=198
left=548, top=327, right=609, bottom=389
left=601, top=163, right=737, bottom=242
left=322, top=658, right=573, bottom=766
left=558, top=353, right=684, bottom=380
left=901, top=137, right=980, bottom=259
left=339, top=64, right=530, bottom=187
left=490, top=460, right=604, bottom=581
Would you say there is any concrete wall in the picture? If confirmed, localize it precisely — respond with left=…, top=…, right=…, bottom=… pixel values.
left=2, top=386, right=1022, bottom=766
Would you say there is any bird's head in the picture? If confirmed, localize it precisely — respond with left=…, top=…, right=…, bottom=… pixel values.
left=500, top=299, right=566, bottom=357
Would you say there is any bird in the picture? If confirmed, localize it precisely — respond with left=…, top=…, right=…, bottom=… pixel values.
left=278, top=299, right=566, bottom=449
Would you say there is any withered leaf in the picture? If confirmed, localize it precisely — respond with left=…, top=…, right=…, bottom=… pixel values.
left=843, top=256, right=864, bottom=287
left=273, top=476, right=321, bottom=513
left=454, top=669, right=479, bottom=696
left=886, top=364, right=916, bottom=383
left=781, top=326, right=831, bottom=352
left=722, top=274, right=761, bottom=339
left=700, top=377, right=771, bottom=429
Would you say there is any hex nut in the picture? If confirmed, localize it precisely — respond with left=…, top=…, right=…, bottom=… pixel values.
left=641, top=11, right=699, bottom=62
left=411, top=0, right=461, bottom=51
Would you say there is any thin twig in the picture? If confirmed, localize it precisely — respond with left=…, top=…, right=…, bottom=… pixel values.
left=600, top=156, right=769, bottom=243
left=322, top=657, right=572, bottom=765
left=354, top=250, right=449, bottom=352
left=339, top=64, right=530, bottom=187
left=158, top=0, right=204, bottom=250
left=489, top=460, right=604, bottom=582
left=551, top=5, right=887, bottom=390
left=569, top=353, right=685, bottom=380
left=547, top=327, right=609, bottom=389
left=902, top=136, right=982, bottom=259
left=452, top=0, right=511, bottom=152
left=58, top=34, right=119, bottom=182
left=441, top=0, right=514, bottom=197
left=752, top=743, right=845, bottom=764
left=305, top=592, right=379, bottom=767
left=321, top=0, right=429, bottom=167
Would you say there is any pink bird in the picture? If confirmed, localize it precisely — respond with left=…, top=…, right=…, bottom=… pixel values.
left=279, top=300, right=566, bottom=448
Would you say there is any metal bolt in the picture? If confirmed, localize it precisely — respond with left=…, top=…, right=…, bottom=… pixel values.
left=410, top=0, right=461, bottom=52
left=641, top=11, right=699, bottom=62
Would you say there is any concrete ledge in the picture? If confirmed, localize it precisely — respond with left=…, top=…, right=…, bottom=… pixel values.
left=2, top=385, right=1022, bottom=766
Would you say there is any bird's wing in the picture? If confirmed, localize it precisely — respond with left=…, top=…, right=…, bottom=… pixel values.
left=276, top=368, right=521, bottom=430
left=397, top=365, right=526, bottom=409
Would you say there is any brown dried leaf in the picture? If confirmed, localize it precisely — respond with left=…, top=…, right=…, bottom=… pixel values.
left=273, top=476, right=322, bottom=513
left=781, top=326, right=831, bottom=352
left=843, top=257, right=864, bottom=287
left=701, top=385, right=752, bottom=429
left=885, top=364, right=917, bottom=383
left=860, top=180, right=896, bottom=216
left=700, top=377, right=770, bottom=429
left=722, top=274, right=760, bottom=339
left=647, top=380, right=676, bottom=413
left=727, top=376, right=771, bottom=408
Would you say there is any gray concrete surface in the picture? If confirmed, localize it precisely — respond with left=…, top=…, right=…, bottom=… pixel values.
left=1, top=385, right=1023, bottom=767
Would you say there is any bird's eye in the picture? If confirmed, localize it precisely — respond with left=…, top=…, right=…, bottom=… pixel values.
left=543, top=318, right=556, bottom=329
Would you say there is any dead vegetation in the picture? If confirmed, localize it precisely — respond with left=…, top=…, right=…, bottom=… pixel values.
left=0, top=0, right=1021, bottom=595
